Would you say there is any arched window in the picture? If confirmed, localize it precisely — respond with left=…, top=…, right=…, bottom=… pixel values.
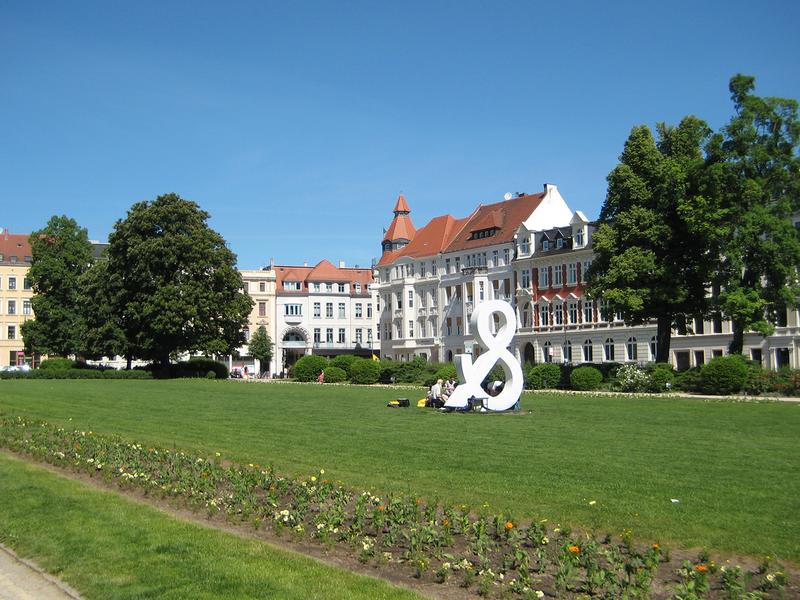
left=604, top=338, right=615, bottom=361
left=540, top=303, right=550, bottom=327
left=543, top=341, right=552, bottom=363
left=583, top=339, right=593, bottom=362
left=650, top=336, right=657, bottom=360
left=522, top=303, right=531, bottom=328
left=523, top=342, right=535, bottom=365
left=627, top=337, right=638, bottom=361
left=563, top=340, right=572, bottom=363
left=554, top=303, right=564, bottom=325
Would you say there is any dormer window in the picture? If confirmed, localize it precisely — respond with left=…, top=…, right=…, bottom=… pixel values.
left=520, top=237, right=530, bottom=254
left=542, top=240, right=550, bottom=251
left=556, top=238, right=564, bottom=249
left=575, top=228, right=584, bottom=247
left=469, top=227, right=498, bottom=240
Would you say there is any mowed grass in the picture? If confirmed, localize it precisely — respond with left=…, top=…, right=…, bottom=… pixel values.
left=0, top=453, right=423, bottom=600
left=1, top=380, right=798, bottom=562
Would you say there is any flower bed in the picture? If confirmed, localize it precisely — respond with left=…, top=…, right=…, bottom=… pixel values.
left=0, top=416, right=791, bottom=598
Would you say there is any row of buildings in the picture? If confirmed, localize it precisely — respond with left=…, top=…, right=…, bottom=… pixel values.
left=3, top=184, right=798, bottom=372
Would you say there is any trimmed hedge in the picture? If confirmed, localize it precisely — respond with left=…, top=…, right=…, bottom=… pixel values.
left=569, top=366, right=603, bottom=391
left=349, top=359, right=381, bottom=384
left=330, top=355, right=359, bottom=376
left=38, top=358, right=74, bottom=370
left=293, top=355, right=328, bottom=382
left=525, top=363, right=561, bottom=389
left=0, top=369, right=152, bottom=380
left=699, top=354, right=750, bottom=395
left=323, top=366, right=347, bottom=383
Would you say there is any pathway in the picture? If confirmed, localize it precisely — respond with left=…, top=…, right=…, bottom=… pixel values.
left=0, top=545, right=80, bottom=600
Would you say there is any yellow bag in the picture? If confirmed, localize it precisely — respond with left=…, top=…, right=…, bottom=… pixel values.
left=417, top=398, right=427, bottom=408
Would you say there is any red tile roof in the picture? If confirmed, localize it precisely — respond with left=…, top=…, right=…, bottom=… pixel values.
left=377, top=214, right=468, bottom=266
left=275, top=260, right=373, bottom=295
left=0, top=232, right=32, bottom=265
left=382, top=214, right=416, bottom=242
left=444, top=193, right=545, bottom=253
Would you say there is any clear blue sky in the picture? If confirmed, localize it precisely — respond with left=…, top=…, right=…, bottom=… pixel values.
left=2, top=1, right=799, bottom=269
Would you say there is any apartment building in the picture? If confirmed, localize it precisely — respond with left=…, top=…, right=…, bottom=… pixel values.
left=376, top=187, right=800, bottom=370
left=236, top=267, right=277, bottom=374
left=0, top=230, right=34, bottom=367
left=274, top=260, right=376, bottom=375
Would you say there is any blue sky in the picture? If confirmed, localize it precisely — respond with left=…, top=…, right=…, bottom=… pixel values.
left=2, top=1, right=799, bottom=269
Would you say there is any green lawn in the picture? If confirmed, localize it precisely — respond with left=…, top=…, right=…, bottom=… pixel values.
left=1, top=380, right=798, bottom=562
left=0, top=452, right=423, bottom=600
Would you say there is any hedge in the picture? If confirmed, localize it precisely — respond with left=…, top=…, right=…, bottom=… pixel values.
left=569, top=366, right=603, bottom=391
left=293, top=355, right=328, bottom=382
left=323, top=366, right=347, bottom=383
left=699, top=354, right=750, bottom=395
left=0, top=369, right=152, bottom=380
left=349, top=359, right=381, bottom=384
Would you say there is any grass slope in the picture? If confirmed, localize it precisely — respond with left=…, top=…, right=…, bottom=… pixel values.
left=0, top=453, right=422, bottom=600
left=1, top=380, right=798, bottom=561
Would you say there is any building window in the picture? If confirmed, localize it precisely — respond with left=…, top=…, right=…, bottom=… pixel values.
left=554, top=303, right=563, bottom=325
left=479, top=281, right=485, bottom=301
left=712, top=313, right=723, bottom=334
left=326, top=283, right=333, bottom=292
left=354, top=283, right=361, bottom=294
left=313, top=302, right=321, bottom=318
left=7, top=325, right=15, bottom=340
left=582, top=260, right=591, bottom=282
left=543, top=341, right=552, bottom=363
left=650, top=336, right=657, bottom=360
left=325, top=303, right=333, bottom=318
left=503, top=248, right=510, bottom=265
left=583, top=300, right=594, bottom=323
left=583, top=339, right=593, bottom=362
left=284, top=303, right=301, bottom=316
left=367, top=328, right=373, bottom=341
left=554, top=264, right=563, bottom=286
left=8, top=277, right=16, bottom=290
left=575, top=228, right=584, bottom=247
left=627, top=337, right=638, bottom=361
left=408, top=320, right=414, bottom=338
left=259, top=282, right=266, bottom=292
left=599, top=300, right=611, bottom=322
left=355, top=329, right=362, bottom=344
left=556, top=237, right=564, bottom=249
left=521, top=269, right=531, bottom=289
left=455, top=257, right=460, bottom=271
left=23, top=277, right=31, bottom=290
left=408, top=290, right=414, bottom=308
left=326, top=328, right=333, bottom=343
left=520, top=237, right=530, bottom=254
left=538, top=267, right=549, bottom=289
left=367, top=303, right=372, bottom=318
left=396, top=292, right=402, bottom=309
left=540, top=304, right=549, bottom=327
left=314, top=328, right=321, bottom=343
left=492, top=250, right=498, bottom=267
left=283, top=281, right=301, bottom=291
left=338, top=328, right=345, bottom=343
left=338, top=303, right=345, bottom=318
left=604, top=338, right=615, bottom=361
left=568, top=301, right=578, bottom=324
left=562, top=340, right=572, bottom=363
left=338, top=283, right=345, bottom=293
left=445, top=258, right=451, bottom=273
left=7, top=300, right=16, bottom=315
left=542, top=239, right=550, bottom=251
left=259, top=302, right=267, bottom=317
left=567, top=263, right=577, bottom=285
left=355, top=303, right=362, bottom=318
left=22, top=300, right=31, bottom=315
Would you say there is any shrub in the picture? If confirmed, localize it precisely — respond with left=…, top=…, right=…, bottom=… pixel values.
left=615, top=364, right=650, bottom=392
left=349, top=359, right=381, bottom=384
left=184, top=358, right=228, bottom=380
left=39, top=358, right=74, bottom=370
left=431, top=364, right=457, bottom=386
left=569, top=366, right=603, bottom=391
left=206, top=370, right=217, bottom=379
left=699, top=355, right=749, bottom=395
left=330, top=355, right=359, bottom=376
left=526, top=363, right=561, bottom=389
left=293, top=355, right=328, bottom=382
left=647, top=363, right=675, bottom=393
left=323, top=366, right=347, bottom=383
left=482, top=363, right=506, bottom=388
left=0, top=369, right=152, bottom=380
left=674, top=367, right=702, bottom=392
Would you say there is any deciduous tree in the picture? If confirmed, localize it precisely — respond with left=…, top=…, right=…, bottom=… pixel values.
left=247, top=326, right=273, bottom=376
left=21, top=216, right=94, bottom=358
left=105, top=193, right=253, bottom=367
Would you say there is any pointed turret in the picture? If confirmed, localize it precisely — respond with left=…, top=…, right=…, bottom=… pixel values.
left=382, top=194, right=416, bottom=253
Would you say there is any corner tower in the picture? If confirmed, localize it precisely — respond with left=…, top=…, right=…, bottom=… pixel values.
left=381, top=194, right=416, bottom=253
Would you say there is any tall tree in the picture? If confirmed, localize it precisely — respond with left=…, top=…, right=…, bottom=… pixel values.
left=21, top=215, right=94, bottom=358
left=588, top=116, right=716, bottom=362
left=105, top=193, right=253, bottom=367
left=711, top=74, right=800, bottom=354
left=248, top=326, right=273, bottom=376
left=79, top=258, right=130, bottom=364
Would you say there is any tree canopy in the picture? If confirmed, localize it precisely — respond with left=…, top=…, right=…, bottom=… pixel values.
left=104, top=193, right=253, bottom=366
left=21, top=215, right=94, bottom=358
left=248, top=326, right=273, bottom=375
left=711, top=74, right=800, bottom=353
left=588, top=116, right=715, bottom=362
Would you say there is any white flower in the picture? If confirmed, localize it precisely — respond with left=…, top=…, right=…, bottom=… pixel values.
left=535, top=591, right=545, bottom=599
left=588, top=500, right=596, bottom=506
left=766, top=573, right=775, bottom=583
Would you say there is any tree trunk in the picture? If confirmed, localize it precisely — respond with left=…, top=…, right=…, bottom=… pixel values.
left=125, top=354, right=132, bottom=370
left=729, top=319, right=744, bottom=355
left=656, top=315, right=672, bottom=363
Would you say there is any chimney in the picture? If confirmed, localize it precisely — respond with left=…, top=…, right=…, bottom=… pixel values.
left=339, top=260, right=345, bottom=268
left=303, top=261, right=308, bottom=267
left=544, top=183, right=557, bottom=194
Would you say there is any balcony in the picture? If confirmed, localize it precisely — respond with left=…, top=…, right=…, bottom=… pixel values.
left=394, top=308, right=403, bottom=318
left=417, top=307, right=427, bottom=317
left=283, top=340, right=307, bottom=348
left=428, top=305, right=438, bottom=316
left=284, top=314, right=302, bottom=325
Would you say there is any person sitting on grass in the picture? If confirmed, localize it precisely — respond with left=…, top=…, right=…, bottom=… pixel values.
left=428, top=379, right=447, bottom=408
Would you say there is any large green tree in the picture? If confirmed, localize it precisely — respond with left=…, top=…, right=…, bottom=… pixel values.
left=588, top=116, right=717, bottom=362
left=105, top=193, right=253, bottom=367
left=248, top=326, right=273, bottom=376
left=710, top=75, right=800, bottom=354
left=21, top=215, right=94, bottom=358
left=79, top=258, right=130, bottom=363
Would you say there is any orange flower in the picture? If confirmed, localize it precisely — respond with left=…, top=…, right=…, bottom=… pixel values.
left=416, top=498, right=423, bottom=505
left=694, top=564, right=708, bottom=572
left=568, top=545, right=580, bottom=554
left=652, top=543, right=660, bottom=551
left=442, top=518, right=450, bottom=526
left=505, top=521, right=514, bottom=530
left=377, top=505, right=385, bottom=512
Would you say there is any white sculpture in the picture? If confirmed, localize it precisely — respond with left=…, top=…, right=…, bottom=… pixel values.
left=444, top=300, right=523, bottom=411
